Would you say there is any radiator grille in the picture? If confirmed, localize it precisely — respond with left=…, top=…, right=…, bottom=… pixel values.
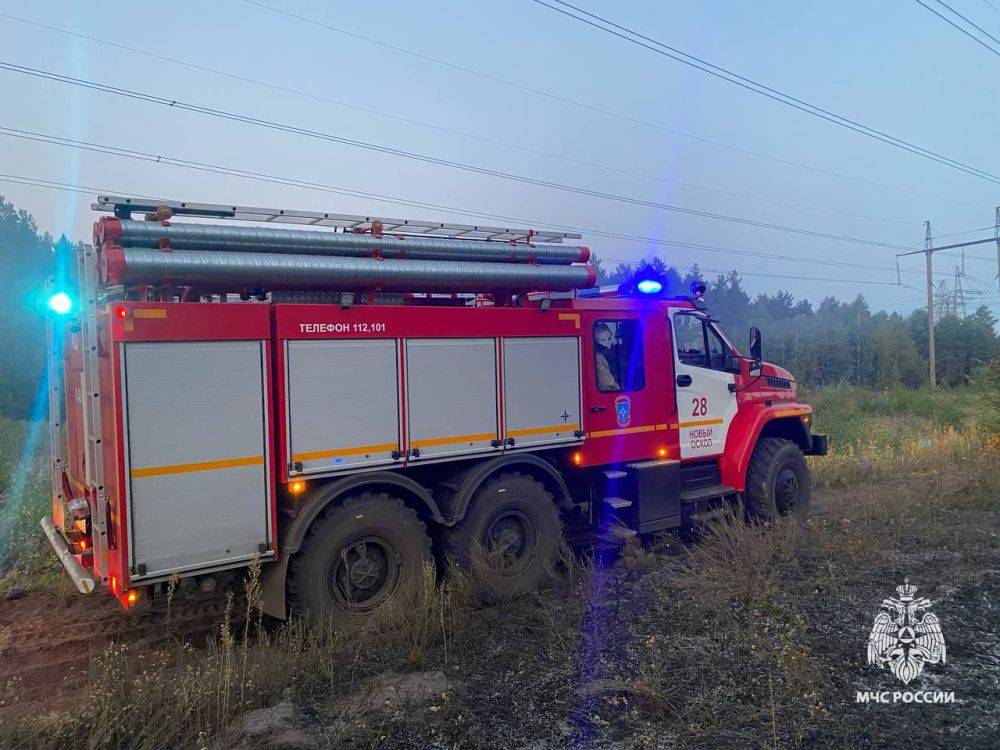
left=765, top=376, right=792, bottom=389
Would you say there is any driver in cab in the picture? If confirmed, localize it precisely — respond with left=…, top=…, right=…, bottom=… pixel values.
left=594, top=323, right=620, bottom=391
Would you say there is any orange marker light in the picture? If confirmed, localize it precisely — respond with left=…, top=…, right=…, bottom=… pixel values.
left=657, top=447, right=668, bottom=458
left=572, top=452, right=583, bottom=466
left=124, top=589, right=138, bottom=607
left=289, top=480, right=306, bottom=495
left=77, top=539, right=89, bottom=552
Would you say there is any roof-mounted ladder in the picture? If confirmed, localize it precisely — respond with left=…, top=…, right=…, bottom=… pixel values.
left=92, top=195, right=581, bottom=245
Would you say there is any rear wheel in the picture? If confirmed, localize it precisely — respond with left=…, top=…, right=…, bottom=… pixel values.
left=288, top=492, right=432, bottom=625
left=444, top=472, right=562, bottom=600
left=745, top=437, right=811, bottom=521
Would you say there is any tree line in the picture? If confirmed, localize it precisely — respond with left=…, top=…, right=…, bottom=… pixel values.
left=1, top=195, right=998, bottom=419
left=596, top=255, right=1000, bottom=389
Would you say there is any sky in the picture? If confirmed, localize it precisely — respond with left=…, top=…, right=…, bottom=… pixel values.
left=1, top=0, right=999, bottom=319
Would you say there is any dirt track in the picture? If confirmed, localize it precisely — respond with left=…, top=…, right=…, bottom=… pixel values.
left=0, top=586, right=232, bottom=715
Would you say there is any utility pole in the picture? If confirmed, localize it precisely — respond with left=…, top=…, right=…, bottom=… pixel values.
left=896, top=221, right=1000, bottom=386
left=955, top=266, right=966, bottom=318
left=995, top=207, right=999, bottom=292
left=924, top=221, right=936, bottom=387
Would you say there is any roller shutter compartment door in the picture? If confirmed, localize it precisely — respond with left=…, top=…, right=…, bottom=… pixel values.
left=503, top=337, right=582, bottom=448
left=122, top=340, right=270, bottom=579
left=285, top=339, right=400, bottom=474
left=406, top=338, right=498, bottom=460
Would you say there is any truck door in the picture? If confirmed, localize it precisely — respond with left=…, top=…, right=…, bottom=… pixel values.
left=668, top=309, right=738, bottom=459
left=583, top=316, right=671, bottom=465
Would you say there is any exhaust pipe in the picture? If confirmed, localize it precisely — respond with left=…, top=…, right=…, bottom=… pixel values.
left=41, top=516, right=96, bottom=594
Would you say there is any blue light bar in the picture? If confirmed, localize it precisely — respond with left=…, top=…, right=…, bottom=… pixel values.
left=48, top=292, right=73, bottom=315
left=636, top=279, right=663, bottom=294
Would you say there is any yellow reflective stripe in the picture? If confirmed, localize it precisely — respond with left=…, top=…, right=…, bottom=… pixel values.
left=412, top=432, right=496, bottom=448
left=557, top=313, right=580, bottom=329
left=655, top=423, right=669, bottom=431
left=677, top=418, right=724, bottom=428
left=133, top=308, right=167, bottom=319
left=292, top=442, right=398, bottom=462
left=588, top=424, right=657, bottom=439
left=773, top=408, right=811, bottom=418
left=507, top=423, right=580, bottom=438
left=132, top=455, right=263, bottom=478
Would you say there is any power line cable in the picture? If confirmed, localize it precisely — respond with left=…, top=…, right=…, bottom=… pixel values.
left=0, top=11, right=912, bottom=228
left=597, top=256, right=906, bottom=286
left=0, top=61, right=916, bottom=251
left=903, top=224, right=995, bottom=248
left=914, top=0, right=1000, bottom=56
left=240, top=0, right=992, bottom=210
left=934, top=0, right=1000, bottom=46
left=0, top=124, right=953, bottom=279
left=534, top=0, right=1000, bottom=184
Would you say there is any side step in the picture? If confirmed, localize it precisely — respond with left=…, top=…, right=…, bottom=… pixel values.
left=600, top=496, right=633, bottom=510
left=679, top=483, right=737, bottom=504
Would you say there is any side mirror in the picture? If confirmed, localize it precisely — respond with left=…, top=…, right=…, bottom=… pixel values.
left=748, top=327, right=762, bottom=374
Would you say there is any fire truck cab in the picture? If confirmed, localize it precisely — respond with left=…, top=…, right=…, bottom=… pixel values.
left=43, top=196, right=826, bottom=623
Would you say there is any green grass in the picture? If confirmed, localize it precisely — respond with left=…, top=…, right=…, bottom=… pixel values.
left=0, top=415, right=57, bottom=588
left=803, top=384, right=977, bottom=451
left=801, top=385, right=986, bottom=488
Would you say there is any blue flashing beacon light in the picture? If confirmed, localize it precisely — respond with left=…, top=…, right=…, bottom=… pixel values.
left=48, top=292, right=73, bottom=315
left=636, top=278, right=663, bottom=295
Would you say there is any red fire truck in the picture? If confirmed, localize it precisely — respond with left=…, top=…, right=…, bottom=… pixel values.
left=43, top=196, right=826, bottom=622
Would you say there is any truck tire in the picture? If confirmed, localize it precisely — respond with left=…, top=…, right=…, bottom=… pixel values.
left=287, top=492, right=432, bottom=625
left=444, top=472, right=562, bottom=601
left=745, top=437, right=811, bottom=521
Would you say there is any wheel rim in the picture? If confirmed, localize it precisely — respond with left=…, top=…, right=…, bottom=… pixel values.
left=482, top=509, right=537, bottom=576
left=775, top=466, right=801, bottom=515
left=328, top=535, right=401, bottom=612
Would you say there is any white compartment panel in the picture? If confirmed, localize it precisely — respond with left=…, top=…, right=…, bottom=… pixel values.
left=286, top=339, right=400, bottom=474
left=406, top=338, right=498, bottom=460
left=123, top=340, right=270, bottom=579
left=503, top=337, right=582, bottom=448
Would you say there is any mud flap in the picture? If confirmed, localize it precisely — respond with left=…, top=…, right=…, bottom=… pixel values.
left=260, top=552, right=291, bottom=620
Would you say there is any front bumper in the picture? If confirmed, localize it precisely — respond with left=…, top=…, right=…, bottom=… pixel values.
left=805, top=433, right=828, bottom=456
left=41, top=516, right=96, bottom=594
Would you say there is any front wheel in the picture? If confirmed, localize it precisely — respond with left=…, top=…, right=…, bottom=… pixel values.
left=744, top=437, right=811, bottom=521
left=287, top=492, right=433, bottom=625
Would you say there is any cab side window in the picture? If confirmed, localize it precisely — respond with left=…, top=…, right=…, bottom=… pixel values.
left=706, top=326, right=728, bottom=370
left=672, top=314, right=706, bottom=367
left=593, top=320, right=645, bottom=392
left=673, top=313, right=732, bottom=371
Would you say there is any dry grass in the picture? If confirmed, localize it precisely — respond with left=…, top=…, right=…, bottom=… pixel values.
left=2, top=455, right=998, bottom=748
left=0, top=559, right=478, bottom=749
left=810, top=424, right=984, bottom=488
